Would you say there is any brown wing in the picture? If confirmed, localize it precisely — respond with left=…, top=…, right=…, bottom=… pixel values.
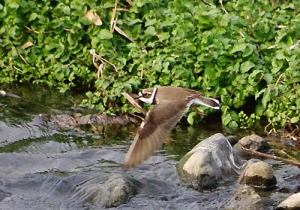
left=122, top=101, right=188, bottom=168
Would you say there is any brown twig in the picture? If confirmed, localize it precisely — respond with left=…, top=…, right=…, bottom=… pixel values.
left=275, top=73, right=284, bottom=86
left=122, top=92, right=147, bottom=115
left=219, top=0, right=228, bottom=14
left=24, top=25, right=39, bottom=34
left=110, top=0, right=118, bottom=32
left=110, top=0, right=134, bottom=43
left=90, top=49, right=118, bottom=73
left=240, top=145, right=300, bottom=167
left=12, top=46, right=29, bottom=65
left=289, top=40, right=300, bottom=50
left=202, top=0, right=212, bottom=6
left=126, top=0, right=132, bottom=5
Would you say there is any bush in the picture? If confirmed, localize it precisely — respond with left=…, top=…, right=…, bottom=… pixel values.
left=1, top=0, right=300, bottom=131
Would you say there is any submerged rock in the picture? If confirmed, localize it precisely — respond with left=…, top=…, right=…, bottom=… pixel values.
left=93, top=174, right=142, bottom=208
left=233, top=134, right=271, bottom=160
left=177, top=133, right=241, bottom=190
left=224, top=184, right=264, bottom=210
left=239, top=159, right=277, bottom=190
left=40, top=113, right=138, bottom=129
left=275, top=192, right=300, bottom=210
left=0, top=189, right=11, bottom=202
left=240, top=134, right=271, bottom=151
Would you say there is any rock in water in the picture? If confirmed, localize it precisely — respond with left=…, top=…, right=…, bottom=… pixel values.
left=239, top=159, right=277, bottom=190
left=93, top=174, right=142, bottom=208
left=224, top=185, right=264, bottom=210
left=275, top=192, right=300, bottom=210
left=177, top=133, right=241, bottom=190
left=233, top=134, right=271, bottom=160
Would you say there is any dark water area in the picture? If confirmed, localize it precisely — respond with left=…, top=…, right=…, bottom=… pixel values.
left=0, top=84, right=299, bottom=210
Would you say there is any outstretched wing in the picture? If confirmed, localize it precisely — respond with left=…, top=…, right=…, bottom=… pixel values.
left=122, top=101, right=188, bottom=168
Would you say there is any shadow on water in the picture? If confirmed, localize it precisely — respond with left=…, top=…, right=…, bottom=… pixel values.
left=0, top=84, right=299, bottom=210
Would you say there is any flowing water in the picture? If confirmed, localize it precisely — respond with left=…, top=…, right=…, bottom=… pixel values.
left=0, top=84, right=299, bottom=210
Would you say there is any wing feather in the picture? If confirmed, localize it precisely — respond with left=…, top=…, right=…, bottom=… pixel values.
left=122, top=101, right=187, bottom=168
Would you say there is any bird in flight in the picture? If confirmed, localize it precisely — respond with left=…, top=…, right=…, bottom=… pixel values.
left=122, top=86, right=220, bottom=168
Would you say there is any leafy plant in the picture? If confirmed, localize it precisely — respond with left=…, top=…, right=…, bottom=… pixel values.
left=0, top=0, right=300, bottom=132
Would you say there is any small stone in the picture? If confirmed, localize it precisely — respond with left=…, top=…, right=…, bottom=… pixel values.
left=275, top=192, right=300, bottom=210
left=225, top=185, right=264, bottom=210
left=239, top=160, right=277, bottom=190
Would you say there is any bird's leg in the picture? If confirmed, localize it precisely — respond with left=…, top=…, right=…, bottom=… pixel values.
left=192, top=105, right=207, bottom=116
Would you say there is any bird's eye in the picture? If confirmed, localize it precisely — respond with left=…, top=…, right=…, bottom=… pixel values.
left=141, top=92, right=153, bottom=98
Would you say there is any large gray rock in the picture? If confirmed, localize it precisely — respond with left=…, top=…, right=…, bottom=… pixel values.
left=93, top=174, right=142, bottom=208
left=275, top=192, right=300, bottom=210
left=225, top=184, right=264, bottom=210
left=177, top=133, right=241, bottom=190
left=239, top=159, right=277, bottom=190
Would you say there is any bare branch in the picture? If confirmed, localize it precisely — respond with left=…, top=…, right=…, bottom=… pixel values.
left=241, top=145, right=300, bottom=167
left=219, top=0, right=228, bottom=14
left=289, top=40, right=300, bottom=50
left=90, top=49, right=118, bottom=73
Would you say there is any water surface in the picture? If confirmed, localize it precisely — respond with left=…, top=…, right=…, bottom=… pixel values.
left=0, top=84, right=298, bottom=210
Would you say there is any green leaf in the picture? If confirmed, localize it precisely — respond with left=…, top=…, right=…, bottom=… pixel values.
left=187, top=112, right=196, bottom=125
left=231, top=43, right=246, bottom=53
left=264, top=74, right=273, bottom=84
left=29, top=13, right=38, bottom=21
left=262, top=89, right=271, bottom=108
left=158, top=32, right=170, bottom=41
left=96, top=79, right=111, bottom=90
left=228, top=121, right=238, bottom=129
left=230, top=110, right=239, bottom=122
left=240, top=61, right=255, bottom=73
left=28, top=1, right=37, bottom=9
left=291, top=116, right=299, bottom=123
left=62, top=6, right=70, bottom=15
left=128, top=19, right=142, bottom=25
left=174, top=67, right=186, bottom=78
left=249, top=69, right=262, bottom=79
left=8, top=2, right=19, bottom=9
left=276, top=51, right=285, bottom=60
left=242, top=45, right=253, bottom=57
left=255, top=104, right=265, bottom=116
left=222, top=113, right=231, bottom=125
left=145, top=19, right=156, bottom=26
left=145, top=26, right=156, bottom=36
left=99, top=29, right=113, bottom=39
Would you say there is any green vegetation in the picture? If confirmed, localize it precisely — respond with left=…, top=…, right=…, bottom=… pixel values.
left=1, top=0, right=300, bottom=132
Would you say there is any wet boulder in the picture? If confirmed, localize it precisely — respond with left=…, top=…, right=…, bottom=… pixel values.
left=233, top=134, right=271, bottom=160
left=224, top=184, right=264, bottom=210
left=177, top=133, right=241, bottom=190
left=239, top=159, right=277, bottom=190
left=93, top=174, right=142, bottom=208
left=0, top=189, right=11, bottom=202
left=275, top=192, right=300, bottom=210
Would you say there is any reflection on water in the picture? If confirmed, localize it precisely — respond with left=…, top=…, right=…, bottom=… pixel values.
left=0, top=84, right=299, bottom=209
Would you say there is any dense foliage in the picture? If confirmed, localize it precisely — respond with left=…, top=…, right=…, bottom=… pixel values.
left=1, top=0, right=300, bottom=131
